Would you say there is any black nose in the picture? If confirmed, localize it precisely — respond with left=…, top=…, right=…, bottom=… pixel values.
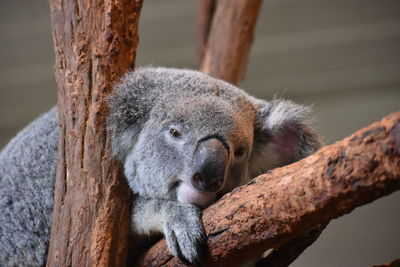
left=192, top=172, right=224, bottom=192
left=191, top=138, right=228, bottom=193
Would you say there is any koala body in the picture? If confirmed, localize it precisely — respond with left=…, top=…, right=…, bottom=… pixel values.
left=0, top=108, right=58, bottom=266
left=0, top=67, right=321, bottom=266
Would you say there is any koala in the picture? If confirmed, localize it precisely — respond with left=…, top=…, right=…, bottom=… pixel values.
left=0, top=67, right=322, bottom=266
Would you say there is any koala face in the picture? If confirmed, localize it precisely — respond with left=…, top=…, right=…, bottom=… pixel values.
left=107, top=67, right=322, bottom=208
left=123, top=96, right=254, bottom=207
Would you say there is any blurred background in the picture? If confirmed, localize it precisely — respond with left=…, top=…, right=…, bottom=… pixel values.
left=0, top=0, right=399, bottom=266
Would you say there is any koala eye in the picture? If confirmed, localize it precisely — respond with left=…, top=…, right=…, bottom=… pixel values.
left=169, top=128, right=182, bottom=138
left=234, top=147, right=245, bottom=157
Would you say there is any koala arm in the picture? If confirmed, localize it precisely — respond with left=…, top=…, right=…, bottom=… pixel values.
left=131, top=195, right=206, bottom=265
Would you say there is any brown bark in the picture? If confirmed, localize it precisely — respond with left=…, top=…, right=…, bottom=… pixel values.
left=200, top=0, right=263, bottom=85
left=138, top=111, right=400, bottom=267
left=46, top=0, right=143, bottom=266
left=196, top=0, right=215, bottom=67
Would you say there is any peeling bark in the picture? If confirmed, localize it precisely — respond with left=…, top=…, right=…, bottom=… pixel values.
left=200, top=0, right=263, bottom=85
left=46, top=0, right=143, bottom=266
left=138, top=111, right=400, bottom=267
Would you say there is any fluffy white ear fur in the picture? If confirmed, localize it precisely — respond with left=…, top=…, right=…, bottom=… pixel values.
left=249, top=99, right=322, bottom=178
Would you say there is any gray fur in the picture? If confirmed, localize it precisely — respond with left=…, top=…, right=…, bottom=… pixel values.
left=0, top=108, right=58, bottom=267
left=0, top=67, right=322, bottom=266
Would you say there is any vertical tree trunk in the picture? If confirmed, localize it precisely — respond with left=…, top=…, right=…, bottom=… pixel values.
left=196, top=0, right=215, bottom=67
left=46, top=0, right=143, bottom=266
left=200, top=0, right=263, bottom=85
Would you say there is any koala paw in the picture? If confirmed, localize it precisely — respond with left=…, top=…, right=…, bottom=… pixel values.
left=163, top=203, right=207, bottom=266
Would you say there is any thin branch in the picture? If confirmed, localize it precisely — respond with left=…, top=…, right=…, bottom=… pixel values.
left=200, top=0, right=263, bottom=85
left=255, top=224, right=326, bottom=267
left=373, top=258, right=400, bottom=267
left=196, top=0, right=215, bottom=67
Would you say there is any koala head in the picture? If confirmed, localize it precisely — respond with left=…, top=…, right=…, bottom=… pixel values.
left=107, top=67, right=321, bottom=207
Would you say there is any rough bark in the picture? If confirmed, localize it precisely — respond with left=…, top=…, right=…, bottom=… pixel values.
left=138, top=111, right=400, bottom=267
left=46, top=0, right=143, bottom=266
left=200, top=0, right=263, bottom=85
left=196, top=0, right=215, bottom=67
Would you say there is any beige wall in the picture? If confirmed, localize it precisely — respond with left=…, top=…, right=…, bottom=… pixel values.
left=0, top=0, right=399, bottom=266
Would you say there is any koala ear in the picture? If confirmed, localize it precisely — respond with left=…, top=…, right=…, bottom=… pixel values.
left=107, top=71, right=152, bottom=160
left=249, top=99, right=323, bottom=178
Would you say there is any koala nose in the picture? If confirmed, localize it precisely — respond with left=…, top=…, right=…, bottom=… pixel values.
left=192, top=172, right=223, bottom=192
left=191, top=137, right=229, bottom=193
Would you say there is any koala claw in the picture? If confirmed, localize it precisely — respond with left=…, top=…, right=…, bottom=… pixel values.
left=164, top=204, right=207, bottom=266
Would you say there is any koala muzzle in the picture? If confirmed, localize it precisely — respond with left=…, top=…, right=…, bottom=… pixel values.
left=192, top=137, right=229, bottom=193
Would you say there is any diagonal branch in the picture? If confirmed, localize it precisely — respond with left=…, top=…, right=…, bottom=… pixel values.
left=373, top=258, right=400, bottom=267
left=138, top=111, right=400, bottom=266
left=255, top=224, right=326, bottom=267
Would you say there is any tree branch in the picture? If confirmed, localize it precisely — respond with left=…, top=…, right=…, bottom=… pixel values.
left=196, top=0, right=215, bottom=67
left=255, top=224, right=326, bottom=267
left=138, top=111, right=400, bottom=266
left=373, top=258, right=400, bottom=267
left=200, top=0, right=263, bottom=85
left=46, top=0, right=143, bottom=266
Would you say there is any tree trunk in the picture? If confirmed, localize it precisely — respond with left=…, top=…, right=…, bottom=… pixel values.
left=46, top=0, right=143, bottom=266
left=196, top=0, right=215, bottom=67
left=138, top=111, right=400, bottom=266
left=200, top=0, right=263, bottom=85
